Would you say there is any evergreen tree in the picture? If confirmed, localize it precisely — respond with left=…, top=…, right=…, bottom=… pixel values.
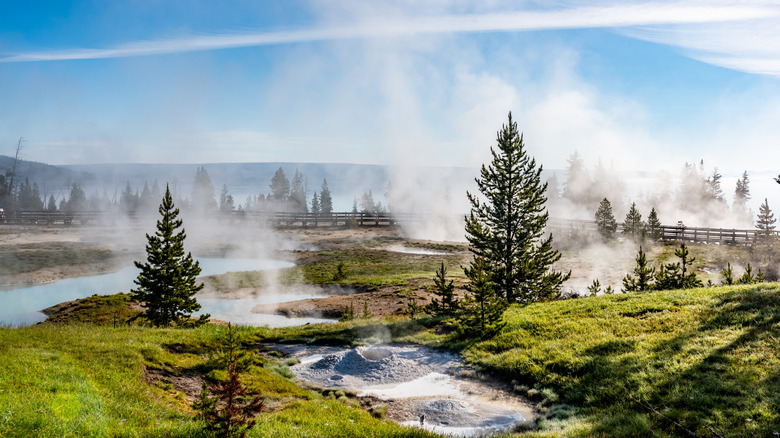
left=563, top=150, right=592, bottom=206
left=310, top=192, right=320, bottom=215
left=622, top=202, right=644, bottom=240
left=654, top=262, right=682, bottom=291
left=46, top=194, right=57, bottom=212
left=120, top=181, right=138, bottom=215
left=733, top=171, right=751, bottom=218
left=707, top=167, right=724, bottom=202
left=654, top=243, right=702, bottom=290
left=675, top=243, right=702, bottom=289
left=587, top=279, right=602, bottom=296
left=320, top=179, right=333, bottom=215
left=755, top=198, right=776, bottom=242
left=192, top=166, right=217, bottom=213
left=622, top=246, right=655, bottom=292
left=289, top=169, right=308, bottom=213
left=465, top=112, right=569, bottom=303
left=737, top=264, right=763, bottom=285
left=193, top=323, right=263, bottom=438
left=132, top=185, right=208, bottom=327
left=219, top=184, right=235, bottom=214
left=426, top=263, right=458, bottom=316
left=457, top=257, right=506, bottom=336
left=594, top=198, right=618, bottom=242
left=269, top=167, right=290, bottom=203
left=646, top=207, right=663, bottom=241
left=360, top=190, right=376, bottom=215
left=66, top=183, right=87, bottom=213
left=721, top=262, right=735, bottom=286
left=139, top=181, right=156, bottom=213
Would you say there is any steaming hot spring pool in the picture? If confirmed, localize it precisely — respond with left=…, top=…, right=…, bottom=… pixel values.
left=275, top=344, right=535, bottom=437
left=0, top=258, right=335, bottom=327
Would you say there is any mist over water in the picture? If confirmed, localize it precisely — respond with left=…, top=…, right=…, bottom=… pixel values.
left=0, top=258, right=295, bottom=327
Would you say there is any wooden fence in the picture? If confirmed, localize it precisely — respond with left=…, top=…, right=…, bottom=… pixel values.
left=1, top=209, right=774, bottom=245
left=546, top=218, right=775, bottom=245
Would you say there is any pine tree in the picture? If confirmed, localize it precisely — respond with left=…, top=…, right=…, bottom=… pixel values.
left=622, top=246, right=655, bottom=292
left=360, top=190, right=380, bottom=215
left=622, top=202, right=644, bottom=240
left=457, top=257, right=506, bottom=336
left=219, top=184, right=235, bottom=214
left=755, top=198, right=776, bottom=242
left=66, top=183, right=87, bottom=213
left=675, top=243, right=702, bottom=289
left=310, top=192, right=321, bottom=215
left=289, top=169, right=308, bottom=213
left=733, top=171, right=751, bottom=217
left=46, top=194, right=57, bottom=212
left=465, top=112, right=569, bottom=303
left=192, top=166, right=217, bottom=213
left=646, top=207, right=663, bottom=241
left=721, top=262, right=735, bottom=286
left=594, top=198, right=617, bottom=242
left=120, top=181, right=138, bottom=216
left=132, top=185, right=208, bottom=327
left=320, top=179, right=333, bottom=215
left=563, top=150, right=593, bottom=206
left=193, top=323, right=263, bottom=438
left=707, top=167, right=724, bottom=202
left=269, top=168, right=290, bottom=202
left=426, top=263, right=458, bottom=316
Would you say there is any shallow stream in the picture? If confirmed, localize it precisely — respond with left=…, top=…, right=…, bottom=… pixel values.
left=0, top=258, right=334, bottom=327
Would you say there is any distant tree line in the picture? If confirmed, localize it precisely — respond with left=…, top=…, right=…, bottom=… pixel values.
left=0, top=164, right=391, bottom=220
left=547, top=154, right=755, bottom=229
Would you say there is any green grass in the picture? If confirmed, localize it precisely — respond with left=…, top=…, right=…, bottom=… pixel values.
left=459, top=285, right=780, bottom=437
left=0, top=324, right=439, bottom=438
left=203, top=247, right=466, bottom=292
left=0, top=242, right=118, bottom=277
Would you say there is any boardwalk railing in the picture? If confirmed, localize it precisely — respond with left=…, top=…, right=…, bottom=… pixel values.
left=1, top=210, right=774, bottom=245
left=547, top=218, right=776, bottom=245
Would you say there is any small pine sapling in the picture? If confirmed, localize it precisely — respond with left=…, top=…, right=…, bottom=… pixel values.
left=676, top=243, right=703, bottom=289
left=426, top=262, right=458, bottom=316
left=721, top=263, right=735, bottom=286
left=339, top=302, right=355, bottom=322
left=193, top=323, right=264, bottom=438
left=587, top=279, right=602, bottom=296
left=360, top=301, right=373, bottom=319
left=457, top=257, right=507, bottom=337
left=622, top=246, right=655, bottom=292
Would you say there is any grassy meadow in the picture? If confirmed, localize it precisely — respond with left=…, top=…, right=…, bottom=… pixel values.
left=2, top=240, right=779, bottom=437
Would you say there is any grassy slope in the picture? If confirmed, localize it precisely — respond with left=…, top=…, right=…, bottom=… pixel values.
left=462, top=285, right=780, bottom=437
left=0, top=324, right=436, bottom=438
left=3, top=283, right=779, bottom=437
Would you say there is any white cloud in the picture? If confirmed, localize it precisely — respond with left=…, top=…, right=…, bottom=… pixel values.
left=2, top=2, right=775, bottom=65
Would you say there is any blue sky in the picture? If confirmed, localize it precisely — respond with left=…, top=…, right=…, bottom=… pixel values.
left=2, top=0, right=780, bottom=177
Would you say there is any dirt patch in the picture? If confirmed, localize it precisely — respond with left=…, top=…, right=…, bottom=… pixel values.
left=143, top=367, right=205, bottom=403
left=256, top=280, right=462, bottom=319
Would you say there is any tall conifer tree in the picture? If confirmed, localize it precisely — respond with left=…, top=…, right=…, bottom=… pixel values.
left=465, top=112, right=569, bottom=303
left=646, top=207, right=663, bottom=241
left=132, top=185, right=208, bottom=327
left=622, top=202, right=644, bottom=240
left=595, top=198, right=618, bottom=241
left=319, top=179, right=333, bottom=215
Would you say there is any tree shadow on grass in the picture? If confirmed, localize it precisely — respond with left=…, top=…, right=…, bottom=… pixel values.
left=581, top=287, right=780, bottom=437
